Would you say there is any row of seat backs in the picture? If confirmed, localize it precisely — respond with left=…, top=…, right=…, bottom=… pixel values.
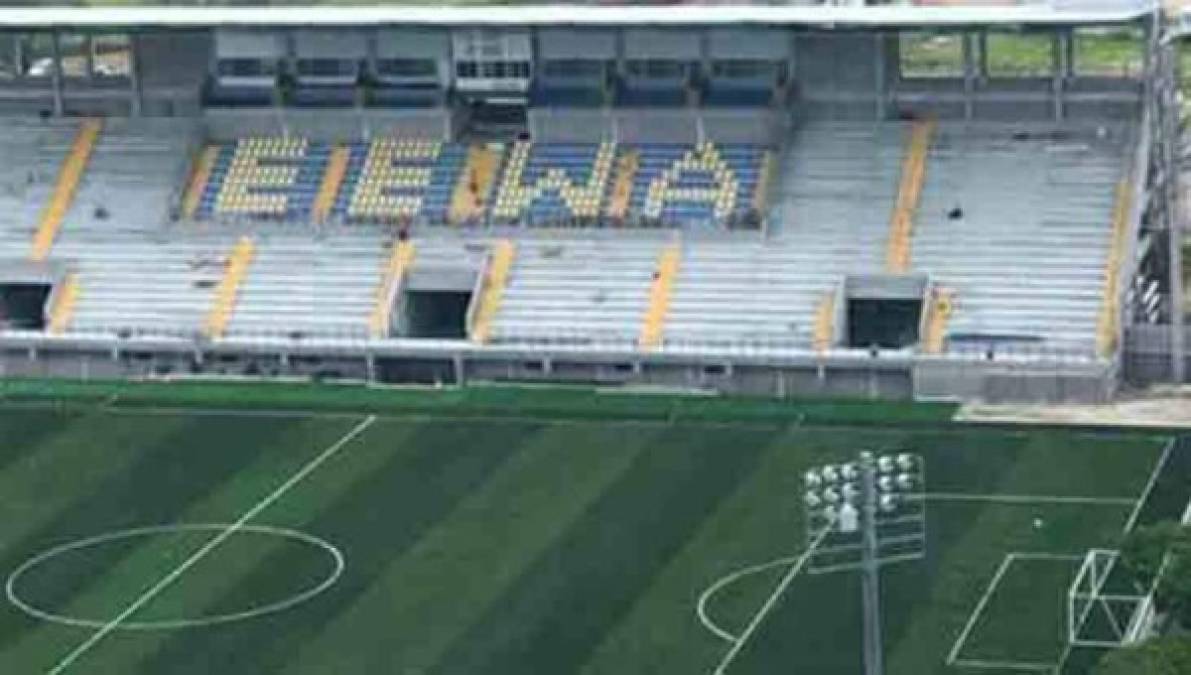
left=196, top=137, right=770, bottom=226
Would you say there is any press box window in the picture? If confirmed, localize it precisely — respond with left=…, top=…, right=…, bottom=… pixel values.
left=217, top=59, right=279, bottom=78
left=376, top=58, right=437, bottom=78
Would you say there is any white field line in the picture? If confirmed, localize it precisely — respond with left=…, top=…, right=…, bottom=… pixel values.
left=1052, top=642, right=1074, bottom=675
left=919, top=493, right=1135, bottom=506
left=1123, top=438, right=1176, bottom=535
left=949, top=552, right=1084, bottom=674
left=697, top=554, right=804, bottom=644
left=947, top=554, right=1018, bottom=666
left=44, top=414, right=378, bottom=675
left=949, top=657, right=1056, bottom=672
left=27, top=401, right=790, bottom=431
left=711, top=525, right=831, bottom=675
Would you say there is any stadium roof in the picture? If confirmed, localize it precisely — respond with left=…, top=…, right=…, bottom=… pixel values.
left=0, top=3, right=1155, bottom=30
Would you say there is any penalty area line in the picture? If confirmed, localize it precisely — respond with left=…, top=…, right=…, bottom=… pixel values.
left=43, top=414, right=378, bottom=675
left=947, top=554, right=1017, bottom=666
left=919, top=493, right=1136, bottom=507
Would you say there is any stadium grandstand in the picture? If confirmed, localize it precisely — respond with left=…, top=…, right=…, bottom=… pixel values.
left=0, top=1, right=1184, bottom=402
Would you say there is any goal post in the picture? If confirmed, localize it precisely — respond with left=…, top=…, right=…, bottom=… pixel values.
left=1067, top=549, right=1156, bottom=648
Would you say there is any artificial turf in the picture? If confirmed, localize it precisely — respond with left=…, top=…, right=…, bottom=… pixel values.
left=0, top=397, right=1182, bottom=674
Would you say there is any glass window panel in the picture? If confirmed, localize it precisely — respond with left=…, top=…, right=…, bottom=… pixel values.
left=1075, top=27, right=1143, bottom=78
left=711, top=59, right=774, bottom=79
left=986, top=32, right=1052, bottom=78
left=455, top=61, right=478, bottom=79
left=377, top=58, right=437, bottom=78
left=0, top=33, right=17, bottom=80
left=541, top=59, right=603, bottom=78
left=91, top=34, right=130, bottom=78
left=626, top=60, right=685, bottom=79
left=59, top=33, right=88, bottom=79
left=217, top=58, right=276, bottom=78
left=297, top=59, right=353, bottom=77
left=900, top=31, right=964, bottom=78
left=22, top=33, right=56, bottom=79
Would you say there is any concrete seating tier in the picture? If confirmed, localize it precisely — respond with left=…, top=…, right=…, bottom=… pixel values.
left=65, top=118, right=198, bottom=233
left=50, top=232, right=239, bottom=337
left=488, top=238, right=661, bottom=346
left=912, top=123, right=1128, bottom=353
left=661, top=123, right=908, bottom=350
left=0, top=120, right=81, bottom=237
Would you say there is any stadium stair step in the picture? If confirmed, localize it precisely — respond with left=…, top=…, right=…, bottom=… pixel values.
left=639, top=243, right=681, bottom=350
left=885, top=119, right=935, bottom=274
left=922, top=287, right=955, bottom=354
left=450, top=146, right=502, bottom=224
left=813, top=290, right=836, bottom=354
left=1096, top=179, right=1133, bottom=357
left=29, top=119, right=102, bottom=261
left=313, top=145, right=350, bottom=224
left=182, top=145, right=220, bottom=220
left=470, top=239, right=516, bottom=344
left=46, top=272, right=80, bottom=335
left=369, top=240, right=416, bottom=339
left=606, top=149, right=638, bottom=221
left=753, top=150, right=776, bottom=214
left=203, top=236, right=256, bottom=339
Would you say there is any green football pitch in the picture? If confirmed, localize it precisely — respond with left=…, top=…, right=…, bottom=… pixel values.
left=0, top=395, right=1184, bottom=674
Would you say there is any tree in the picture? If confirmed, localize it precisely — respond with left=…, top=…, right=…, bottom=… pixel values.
left=1093, top=635, right=1191, bottom=675
left=1119, top=521, right=1191, bottom=627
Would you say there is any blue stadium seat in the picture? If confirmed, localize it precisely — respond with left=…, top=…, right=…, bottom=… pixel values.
left=197, top=137, right=328, bottom=221
left=491, top=142, right=615, bottom=225
left=333, top=138, right=467, bottom=224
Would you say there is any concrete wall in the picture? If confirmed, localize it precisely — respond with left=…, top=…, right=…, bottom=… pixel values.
left=528, top=107, right=787, bottom=145
left=0, top=337, right=1118, bottom=403
left=202, top=108, right=452, bottom=142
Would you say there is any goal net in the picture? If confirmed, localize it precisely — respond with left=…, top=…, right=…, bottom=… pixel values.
left=1067, top=549, right=1156, bottom=648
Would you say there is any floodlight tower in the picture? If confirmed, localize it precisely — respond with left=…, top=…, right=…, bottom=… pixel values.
left=803, top=451, right=926, bottom=675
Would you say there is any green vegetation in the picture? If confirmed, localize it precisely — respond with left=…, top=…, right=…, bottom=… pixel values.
left=1074, top=27, right=1144, bottom=78
left=1093, top=635, right=1191, bottom=675
left=1120, top=522, right=1191, bottom=627
left=0, top=395, right=1181, bottom=674
left=986, top=31, right=1052, bottom=78
left=899, top=32, right=965, bottom=78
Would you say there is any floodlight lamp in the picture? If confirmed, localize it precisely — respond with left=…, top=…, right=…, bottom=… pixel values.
left=804, top=491, right=822, bottom=508
left=821, top=465, right=840, bottom=483
left=879, top=494, right=898, bottom=513
left=804, top=469, right=822, bottom=489
left=823, top=487, right=840, bottom=504
left=841, top=482, right=859, bottom=502
left=822, top=505, right=838, bottom=521
left=877, top=455, right=896, bottom=474
left=840, top=463, right=859, bottom=481
left=896, top=453, right=916, bottom=471
left=878, top=475, right=895, bottom=493
left=896, top=473, right=915, bottom=492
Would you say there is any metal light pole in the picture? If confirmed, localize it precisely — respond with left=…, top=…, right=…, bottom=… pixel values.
left=803, top=451, right=926, bottom=675
left=859, top=452, right=884, bottom=675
